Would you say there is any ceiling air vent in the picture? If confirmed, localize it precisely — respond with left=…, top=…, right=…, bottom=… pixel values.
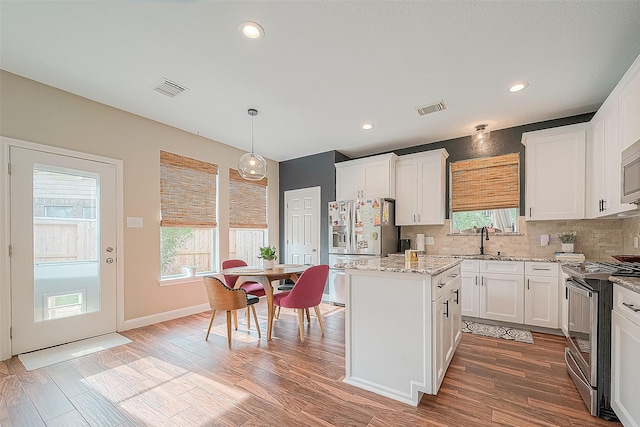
left=152, top=78, right=187, bottom=98
left=416, top=100, right=447, bottom=116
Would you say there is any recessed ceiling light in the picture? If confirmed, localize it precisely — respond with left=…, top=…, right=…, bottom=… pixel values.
left=240, top=21, right=264, bottom=39
left=362, top=123, right=375, bottom=130
left=509, top=82, right=529, bottom=93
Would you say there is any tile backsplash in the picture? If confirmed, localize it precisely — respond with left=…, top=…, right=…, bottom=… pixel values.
left=401, top=216, right=640, bottom=262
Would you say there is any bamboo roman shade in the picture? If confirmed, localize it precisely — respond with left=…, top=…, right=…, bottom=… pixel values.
left=229, top=169, right=268, bottom=229
left=160, top=151, right=218, bottom=227
left=450, top=153, right=520, bottom=212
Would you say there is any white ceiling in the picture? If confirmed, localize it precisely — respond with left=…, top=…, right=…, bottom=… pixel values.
left=2, top=1, right=640, bottom=162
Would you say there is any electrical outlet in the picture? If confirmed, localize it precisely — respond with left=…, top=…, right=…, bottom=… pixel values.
left=127, top=217, right=143, bottom=228
left=426, top=236, right=435, bottom=245
left=540, top=234, right=550, bottom=246
left=634, top=236, right=638, bottom=249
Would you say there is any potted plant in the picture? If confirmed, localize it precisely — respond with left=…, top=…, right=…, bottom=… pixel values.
left=557, top=231, right=577, bottom=253
left=258, top=246, right=278, bottom=269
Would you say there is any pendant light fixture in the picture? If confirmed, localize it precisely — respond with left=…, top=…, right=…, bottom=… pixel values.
left=472, top=124, right=490, bottom=144
left=238, top=108, right=267, bottom=181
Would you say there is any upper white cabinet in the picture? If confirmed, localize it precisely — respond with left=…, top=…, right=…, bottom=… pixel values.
left=335, top=153, right=397, bottom=201
left=587, top=101, right=635, bottom=218
left=395, top=149, right=449, bottom=225
left=619, top=64, right=640, bottom=151
left=523, top=124, right=588, bottom=221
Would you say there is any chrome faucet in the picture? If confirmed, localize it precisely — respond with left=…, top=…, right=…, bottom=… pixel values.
left=480, top=226, right=489, bottom=255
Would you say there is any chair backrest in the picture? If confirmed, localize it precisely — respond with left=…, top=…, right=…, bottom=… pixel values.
left=282, top=265, right=329, bottom=308
left=203, top=276, right=248, bottom=311
left=221, top=259, right=248, bottom=288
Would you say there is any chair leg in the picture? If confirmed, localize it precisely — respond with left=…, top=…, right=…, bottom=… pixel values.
left=205, top=310, right=216, bottom=340
left=297, top=309, right=305, bottom=343
left=246, top=307, right=251, bottom=330
left=226, top=311, right=233, bottom=348
left=276, top=306, right=281, bottom=319
left=305, top=308, right=311, bottom=324
left=314, top=305, right=325, bottom=336
left=233, top=310, right=238, bottom=330
left=251, top=305, right=261, bottom=338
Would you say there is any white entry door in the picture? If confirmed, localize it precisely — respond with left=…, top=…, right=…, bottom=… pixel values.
left=10, top=146, right=118, bottom=354
left=285, top=187, right=320, bottom=265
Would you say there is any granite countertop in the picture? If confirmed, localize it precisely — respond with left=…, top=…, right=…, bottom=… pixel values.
left=609, top=276, right=640, bottom=295
left=344, top=255, right=462, bottom=276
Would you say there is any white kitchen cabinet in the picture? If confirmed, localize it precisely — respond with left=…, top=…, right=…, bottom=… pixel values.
left=335, top=153, right=397, bottom=201
left=619, top=65, right=640, bottom=151
left=395, top=149, right=448, bottom=225
left=461, top=260, right=480, bottom=317
left=611, top=284, right=640, bottom=427
left=433, top=272, right=461, bottom=392
left=524, top=262, right=559, bottom=328
left=479, top=261, right=525, bottom=324
left=587, top=101, right=635, bottom=218
left=561, top=273, right=569, bottom=337
left=523, top=124, right=588, bottom=221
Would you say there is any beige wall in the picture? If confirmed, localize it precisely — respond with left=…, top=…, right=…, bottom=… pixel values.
left=0, top=70, right=280, bottom=321
left=402, top=216, right=640, bottom=262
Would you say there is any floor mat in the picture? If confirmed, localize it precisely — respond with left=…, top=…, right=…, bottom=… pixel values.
left=462, top=320, right=534, bottom=344
left=18, top=333, right=132, bottom=371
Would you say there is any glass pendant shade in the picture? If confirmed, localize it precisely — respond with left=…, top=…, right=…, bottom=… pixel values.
left=472, top=124, right=490, bottom=144
left=238, top=108, right=267, bottom=181
left=238, top=152, right=267, bottom=180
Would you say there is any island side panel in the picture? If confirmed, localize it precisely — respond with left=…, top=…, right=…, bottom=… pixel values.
left=344, top=269, right=433, bottom=405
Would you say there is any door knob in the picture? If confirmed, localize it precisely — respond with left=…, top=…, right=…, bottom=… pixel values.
left=106, top=258, right=114, bottom=264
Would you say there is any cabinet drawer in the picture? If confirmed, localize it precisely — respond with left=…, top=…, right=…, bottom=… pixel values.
left=461, top=259, right=480, bottom=272
left=480, top=260, right=524, bottom=275
left=614, top=284, right=640, bottom=325
left=432, top=265, right=461, bottom=301
left=525, top=262, right=559, bottom=277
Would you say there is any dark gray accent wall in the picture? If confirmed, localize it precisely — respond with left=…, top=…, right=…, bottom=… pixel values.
left=279, top=150, right=349, bottom=265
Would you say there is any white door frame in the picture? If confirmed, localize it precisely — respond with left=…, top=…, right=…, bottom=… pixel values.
left=284, top=186, right=321, bottom=265
left=0, top=137, right=125, bottom=360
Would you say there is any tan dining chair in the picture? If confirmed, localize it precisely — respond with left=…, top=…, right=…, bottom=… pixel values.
left=203, top=275, right=261, bottom=348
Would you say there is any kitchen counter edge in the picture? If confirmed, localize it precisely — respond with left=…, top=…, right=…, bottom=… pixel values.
left=609, top=276, right=640, bottom=295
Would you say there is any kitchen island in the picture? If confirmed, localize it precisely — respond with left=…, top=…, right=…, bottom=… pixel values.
left=344, top=255, right=462, bottom=406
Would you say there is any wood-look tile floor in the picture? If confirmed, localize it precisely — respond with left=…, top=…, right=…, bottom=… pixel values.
left=0, top=301, right=622, bottom=426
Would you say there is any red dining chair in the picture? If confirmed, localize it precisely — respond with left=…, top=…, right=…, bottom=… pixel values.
left=203, top=276, right=260, bottom=348
left=273, top=264, right=329, bottom=342
left=222, top=259, right=266, bottom=330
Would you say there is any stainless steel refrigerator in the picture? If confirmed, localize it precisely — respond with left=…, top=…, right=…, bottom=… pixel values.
left=328, top=198, right=398, bottom=305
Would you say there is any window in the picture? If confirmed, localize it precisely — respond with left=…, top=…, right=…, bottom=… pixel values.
left=450, top=153, right=520, bottom=233
left=228, top=169, right=268, bottom=265
left=44, top=206, right=74, bottom=218
left=160, top=151, right=218, bottom=279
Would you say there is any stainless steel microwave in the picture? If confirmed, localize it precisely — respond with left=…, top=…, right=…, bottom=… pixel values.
left=622, top=138, right=640, bottom=204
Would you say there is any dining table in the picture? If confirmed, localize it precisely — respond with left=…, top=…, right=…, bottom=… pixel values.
left=220, top=264, right=309, bottom=340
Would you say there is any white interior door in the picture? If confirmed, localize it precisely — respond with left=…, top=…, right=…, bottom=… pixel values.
left=285, top=187, right=320, bottom=265
left=10, top=146, right=118, bottom=354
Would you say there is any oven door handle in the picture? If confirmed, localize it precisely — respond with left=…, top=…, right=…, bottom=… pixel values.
left=566, top=279, right=592, bottom=298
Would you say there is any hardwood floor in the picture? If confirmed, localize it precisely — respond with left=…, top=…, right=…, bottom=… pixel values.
left=0, top=301, right=622, bottom=426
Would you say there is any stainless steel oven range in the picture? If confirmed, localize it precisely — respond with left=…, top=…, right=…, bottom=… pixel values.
left=560, top=261, right=640, bottom=421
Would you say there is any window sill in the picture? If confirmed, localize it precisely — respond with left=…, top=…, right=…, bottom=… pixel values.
left=159, top=273, right=214, bottom=287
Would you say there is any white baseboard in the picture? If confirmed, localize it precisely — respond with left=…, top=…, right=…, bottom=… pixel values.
left=122, top=303, right=210, bottom=331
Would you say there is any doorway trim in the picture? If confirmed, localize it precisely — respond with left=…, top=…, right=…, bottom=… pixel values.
left=284, top=186, right=321, bottom=265
left=0, top=137, right=125, bottom=360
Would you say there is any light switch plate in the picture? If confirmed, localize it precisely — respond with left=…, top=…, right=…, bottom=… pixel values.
left=540, top=234, right=550, bottom=246
left=127, top=217, right=143, bottom=228
left=426, top=236, right=435, bottom=245
left=634, top=236, right=638, bottom=249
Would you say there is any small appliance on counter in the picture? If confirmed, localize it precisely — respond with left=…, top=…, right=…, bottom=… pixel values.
left=398, top=238, right=411, bottom=253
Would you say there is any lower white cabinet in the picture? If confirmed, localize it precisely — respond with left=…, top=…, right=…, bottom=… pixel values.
left=480, top=272, right=525, bottom=323
left=462, top=260, right=560, bottom=328
left=524, top=262, right=560, bottom=328
left=611, top=284, right=640, bottom=427
left=433, top=278, right=461, bottom=391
